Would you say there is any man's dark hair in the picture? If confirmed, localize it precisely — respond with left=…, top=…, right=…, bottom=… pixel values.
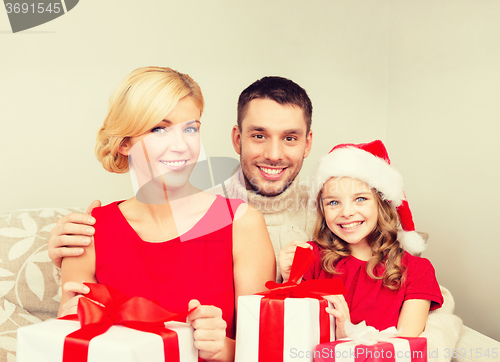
left=237, top=76, right=312, bottom=132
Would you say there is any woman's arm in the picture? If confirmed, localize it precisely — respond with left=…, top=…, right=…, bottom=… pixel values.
left=57, top=239, right=97, bottom=317
left=397, top=299, right=431, bottom=337
left=232, top=204, right=276, bottom=298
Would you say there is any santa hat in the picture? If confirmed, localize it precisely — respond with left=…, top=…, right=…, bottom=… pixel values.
left=312, top=140, right=426, bottom=255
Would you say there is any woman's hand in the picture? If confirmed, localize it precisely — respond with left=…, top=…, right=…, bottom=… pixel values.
left=278, top=240, right=312, bottom=282
left=58, top=281, right=90, bottom=317
left=187, top=299, right=229, bottom=362
left=323, top=294, right=351, bottom=339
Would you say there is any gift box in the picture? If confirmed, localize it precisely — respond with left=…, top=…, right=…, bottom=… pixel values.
left=17, top=319, right=197, bottom=362
left=235, top=294, right=336, bottom=362
left=17, top=283, right=197, bottom=362
left=234, top=247, right=347, bottom=362
left=313, top=338, right=426, bottom=362
left=313, top=322, right=427, bottom=362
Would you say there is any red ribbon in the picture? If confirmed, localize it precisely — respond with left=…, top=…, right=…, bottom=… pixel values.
left=256, top=247, right=347, bottom=362
left=60, top=283, right=189, bottom=362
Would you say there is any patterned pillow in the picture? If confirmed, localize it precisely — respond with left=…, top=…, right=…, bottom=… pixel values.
left=0, top=298, right=42, bottom=362
left=0, top=207, right=83, bottom=361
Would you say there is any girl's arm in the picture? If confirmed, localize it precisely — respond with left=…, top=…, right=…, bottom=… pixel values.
left=191, top=204, right=275, bottom=362
left=397, top=299, right=431, bottom=337
left=57, top=239, right=97, bottom=317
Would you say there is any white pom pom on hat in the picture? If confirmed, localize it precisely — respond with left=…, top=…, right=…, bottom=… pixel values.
left=312, top=140, right=426, bottom=255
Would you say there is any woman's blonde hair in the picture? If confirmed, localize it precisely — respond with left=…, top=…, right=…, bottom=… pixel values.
left=95, top=66, right=204, bottom=173
left=314, top=183, right=405, bottom=290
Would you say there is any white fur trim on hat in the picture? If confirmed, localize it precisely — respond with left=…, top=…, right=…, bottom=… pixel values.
left=312, top=147, right=405, bottom=206
left=398, top=230, right=426, bottom=255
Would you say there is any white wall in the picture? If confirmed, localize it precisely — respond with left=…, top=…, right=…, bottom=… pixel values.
left=1, top=0, right=498, bottom=340
left=386, top=0, right=500, bottom=340
left=1, top=0, right=390, bottom=210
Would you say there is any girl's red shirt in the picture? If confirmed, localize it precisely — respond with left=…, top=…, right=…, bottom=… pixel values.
left=302, top=241, right=443, bottom=331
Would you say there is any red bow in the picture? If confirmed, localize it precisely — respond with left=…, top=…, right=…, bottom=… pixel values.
left=259, top=246, right=347, bottom=298
left=60, top=283, right=189, bottom=362
left=256, top=246, right=347, bottom=362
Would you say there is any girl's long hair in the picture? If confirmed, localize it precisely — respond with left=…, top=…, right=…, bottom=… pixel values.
left=314, top=189, right=405, bottom=290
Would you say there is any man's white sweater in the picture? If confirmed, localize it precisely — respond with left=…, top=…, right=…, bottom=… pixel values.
left=224, top=174, right=317, bottom=278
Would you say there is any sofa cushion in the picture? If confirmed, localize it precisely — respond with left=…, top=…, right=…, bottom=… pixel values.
left=0, top=208, right=84, bottom=319
left=0, top=297, right=42, bottom=362
left=0, top=207, right=82, bottom=361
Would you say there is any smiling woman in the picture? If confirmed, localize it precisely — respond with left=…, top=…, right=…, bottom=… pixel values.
left=95, top=67, right=204, bottom=175
left=58, top=66, right=275, bottom=362
left=120, top=105, right=202, bottom=199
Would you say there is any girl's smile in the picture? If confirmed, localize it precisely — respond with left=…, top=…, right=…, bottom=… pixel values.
left=322, top=177, right=378, bottom=253
left=338, top=220, right=364, bottom=230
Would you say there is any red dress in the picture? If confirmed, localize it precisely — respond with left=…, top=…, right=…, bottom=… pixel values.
left=302, top=241, right=443, bottom=331
left=92, top=195, right=244, bottom=339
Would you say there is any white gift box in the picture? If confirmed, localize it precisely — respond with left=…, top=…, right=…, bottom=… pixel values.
left=17, top=318, right=197, bottom=362
left=234, top=295, right=335, bottom=362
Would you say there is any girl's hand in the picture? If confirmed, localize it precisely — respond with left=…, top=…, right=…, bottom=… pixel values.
left=323, top=294, right=351, bottom=339
left=278, top=240, right=312, bottom=282
left=187, top=299, right=228, bottom=361
left=58, top=281, right=90, bottom=317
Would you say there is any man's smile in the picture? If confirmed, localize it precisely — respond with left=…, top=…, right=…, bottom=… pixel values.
left=258, top=166, right=286, bottom=176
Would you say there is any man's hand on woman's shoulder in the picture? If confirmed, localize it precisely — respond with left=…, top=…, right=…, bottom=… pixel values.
left=48, top=200, right=101, bottom=268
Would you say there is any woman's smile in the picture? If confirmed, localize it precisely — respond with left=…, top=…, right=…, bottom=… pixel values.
left=160, top=159, right=189, bottom=170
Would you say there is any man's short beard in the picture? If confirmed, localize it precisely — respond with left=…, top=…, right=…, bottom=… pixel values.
left=239, top=141, right=302, bottom=197
left=243, top=173, right=296, bottom=197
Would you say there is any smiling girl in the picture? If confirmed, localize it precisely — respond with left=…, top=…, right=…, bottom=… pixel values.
left=279, top=140, right=443, bottom=339
left=58, top=67, right=275, bottom=362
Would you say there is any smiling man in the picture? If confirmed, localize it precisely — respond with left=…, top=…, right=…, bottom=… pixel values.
left=233, top=77, right=312, bottom=197
left=220, top=77, right=317, bottom=277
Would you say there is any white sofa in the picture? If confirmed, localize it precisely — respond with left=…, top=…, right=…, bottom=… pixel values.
left=0, top=207, right=498, bottom=361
